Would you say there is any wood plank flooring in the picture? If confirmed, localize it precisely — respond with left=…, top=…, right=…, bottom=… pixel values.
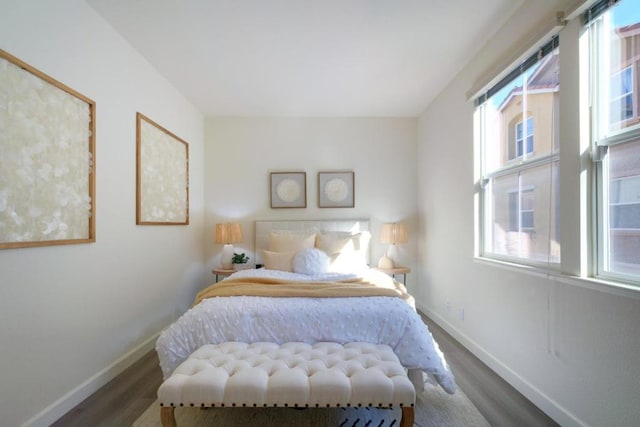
left=420, top=314, right=558, bottom=427
left=52, top=314, right=558, bottom=426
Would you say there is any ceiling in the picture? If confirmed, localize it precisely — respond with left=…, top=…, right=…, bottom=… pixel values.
left=88, top=0, right=520, bottom=117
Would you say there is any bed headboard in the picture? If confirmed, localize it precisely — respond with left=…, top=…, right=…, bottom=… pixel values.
left=255, top=219, right=370, bottom=265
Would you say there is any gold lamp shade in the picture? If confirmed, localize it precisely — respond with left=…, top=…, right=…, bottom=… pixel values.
left=379, top=223, right=407, bottom=268
left=215, top=223, right=243, bottom=244
left=215, top=223, right=243, bottom=269
left=380, top=223, right=408, bottom=245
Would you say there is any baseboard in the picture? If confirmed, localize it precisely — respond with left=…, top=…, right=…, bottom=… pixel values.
left=416, top=301, right=586, bottom=427
left=21, top=331, right=161, bottom=427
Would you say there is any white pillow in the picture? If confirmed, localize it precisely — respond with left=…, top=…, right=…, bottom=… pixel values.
left=293, top=248, right=330, bottom=275
left=328, top=252, right=369, bottom=274
left=316, top=231, right=371, bottom=273
left=315, top=233, right=356, bottom=255
left=269, top=231, right=316, bottom=252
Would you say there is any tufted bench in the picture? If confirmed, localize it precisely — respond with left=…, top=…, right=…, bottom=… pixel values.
left=158, top=341, right=416, bottom=427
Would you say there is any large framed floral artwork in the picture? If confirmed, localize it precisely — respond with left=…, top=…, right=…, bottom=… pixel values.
left=270, top=172, right=307, bottom=208
left=136, top=113, right=189, bottom=225
left=0, top=49, right=96, bottom=249
left=318, top=171, right=355, bottom=208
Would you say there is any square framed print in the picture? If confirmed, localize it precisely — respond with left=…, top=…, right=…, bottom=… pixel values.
left=136, top=113, right=189, bottom=225
left=0, top=49, right=96, bottom=249
left=270, top=172, right=306, bottom=208
left=318, top=171, right=354, bottom=208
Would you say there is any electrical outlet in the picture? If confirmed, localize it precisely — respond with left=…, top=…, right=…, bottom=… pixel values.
left=446, top=301, right=452, bottom=313
left=458, top=308, right=465, bottom=321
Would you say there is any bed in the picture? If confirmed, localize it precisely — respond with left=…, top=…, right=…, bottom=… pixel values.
left=155, top=219, right=457, bottom=395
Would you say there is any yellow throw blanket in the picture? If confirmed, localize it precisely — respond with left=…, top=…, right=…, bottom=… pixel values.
left=194, top=272, right=414, bottom=307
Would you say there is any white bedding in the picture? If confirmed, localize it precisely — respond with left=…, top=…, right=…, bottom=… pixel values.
left=155, top=268, right=457, bottom=394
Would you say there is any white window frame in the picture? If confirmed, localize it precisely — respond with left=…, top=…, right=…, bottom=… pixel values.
left=508, top=186, right=535, bottom=232
left=588, top=5, right=640, bottom=285
left=609, top=175, right=640, bottom=231
left=477, top=37, right=560, bottom=269
left=515, top=116, right=534, bottom=159
left=609, top=66, right=634, bottom=125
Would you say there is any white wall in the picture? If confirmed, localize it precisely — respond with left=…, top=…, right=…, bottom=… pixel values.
left=417, top=1, right=640, bottom=426
left=0, top=1, right=206, bottom=426
left=204, top=117, right=419, bottom=288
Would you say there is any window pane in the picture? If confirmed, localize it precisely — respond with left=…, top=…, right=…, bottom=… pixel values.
left=522, top=211, right=535, bottom=229
left=480, top=44, right=560, bottom=267
left=483, top=50, right=558, bottom=167
left=606, top=139, right=640, bottom=274
left=485, top=162, right=560, bottom=263
left=592, top=0, right=640, bottom=282
left=604, top=4, right=638, bottom=131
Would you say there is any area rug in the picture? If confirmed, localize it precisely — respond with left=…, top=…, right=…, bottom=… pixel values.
left=133, top=380, right=489, bottom=427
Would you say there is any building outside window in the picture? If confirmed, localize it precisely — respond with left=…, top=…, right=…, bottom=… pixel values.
left=514, top=117, right=534, bottom=159
left=609, top=66, right=634, bottom=125
left=587, top=0, right=640, bottom=279
left=508, top=188, right=535, bottom=231
left=477, top=40, right=560, bottom=265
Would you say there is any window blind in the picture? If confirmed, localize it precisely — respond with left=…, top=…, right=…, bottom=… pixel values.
left=582, top=0, right=621, bottom=25
left=475, top=35, right=559, bottom=106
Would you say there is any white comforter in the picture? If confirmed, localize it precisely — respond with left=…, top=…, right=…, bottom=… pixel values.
left=155, top=268, right=457, bottom=394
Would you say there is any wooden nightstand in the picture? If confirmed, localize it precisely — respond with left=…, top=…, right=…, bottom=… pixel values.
left=212, top=268, right=235, bottom=283
left=373, top=266, right=411, bottom=285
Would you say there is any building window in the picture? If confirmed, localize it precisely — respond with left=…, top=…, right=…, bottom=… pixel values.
left=609, top=66, right=634, bottom=125
left=476, top=37, right=560, bottom=266
left=508, top=188, right=535, bottom=231
left=586, top=0, right=640, bottom=280
left=514, top=117, right=534, bottom=159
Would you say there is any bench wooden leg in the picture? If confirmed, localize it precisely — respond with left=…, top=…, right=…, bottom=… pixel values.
left=400, top=406, right=414, bottom=427
left=160, top=407, right=177, bottom=427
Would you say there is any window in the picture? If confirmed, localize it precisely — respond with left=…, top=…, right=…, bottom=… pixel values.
left=587, top=0, right=640, bottom=280
left=610, top=67, right=634, bottom=125
left=477, top=37, right=560, bottom=265
left=514, top=117, right=534, bottom=159
left=508, top=188, right=535, bottom=232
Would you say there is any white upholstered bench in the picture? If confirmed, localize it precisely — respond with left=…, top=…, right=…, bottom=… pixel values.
left=158, top=342, right=416, bottom=427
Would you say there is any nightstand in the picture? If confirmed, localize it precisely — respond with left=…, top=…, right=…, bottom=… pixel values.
left=212, top=268, right=234, bottom=283
left=373, top=266, right=411, bottom=285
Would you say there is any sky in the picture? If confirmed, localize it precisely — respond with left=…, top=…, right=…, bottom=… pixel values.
left=613, top=0, right=640, bottom=27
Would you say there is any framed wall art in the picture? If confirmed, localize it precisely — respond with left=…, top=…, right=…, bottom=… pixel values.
left=136, top=113, right=189, bottom=225
left=318, top=171, right=354, bottom=208
left=0, top=49, right=96, bottom=249
left=270, top=172, right=306, bottom=208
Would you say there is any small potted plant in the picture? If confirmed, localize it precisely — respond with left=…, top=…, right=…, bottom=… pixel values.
left=232, top=252, right=251, bottom=271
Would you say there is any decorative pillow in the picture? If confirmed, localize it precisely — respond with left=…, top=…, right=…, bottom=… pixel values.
left=293, top=248, right=330, bottom=275
left=315, top=233, right=357, bottom=255
left=315, top=231, right=371, bottom=274
left=268, top=231, right=316, bottom=253
left=328, top=251, right=369, bottom=274
left=317, top=231, right=370, bottom=255
left=263, top=250, right=296, bottom=272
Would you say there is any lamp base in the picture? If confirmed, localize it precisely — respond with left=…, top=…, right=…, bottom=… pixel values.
left=221, top=244, right=234, bottom=269
left=377, top=255, right=395, bottom=269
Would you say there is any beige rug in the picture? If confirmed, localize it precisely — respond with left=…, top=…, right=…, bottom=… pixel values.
left=133, top=382, right=489, bottom=427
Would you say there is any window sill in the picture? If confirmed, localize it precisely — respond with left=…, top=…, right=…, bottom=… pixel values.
left=474, top=256, right=640, bottom=299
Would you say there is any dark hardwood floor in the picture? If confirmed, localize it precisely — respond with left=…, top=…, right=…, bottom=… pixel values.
left=52, top=315, right=558, bottom=426
left=420, top=315, right=558, bottom=427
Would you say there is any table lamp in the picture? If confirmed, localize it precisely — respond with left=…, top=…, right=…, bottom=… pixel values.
left=378, top=223, right=408, bottom=268
left=215, top=223, right=243, bottom=269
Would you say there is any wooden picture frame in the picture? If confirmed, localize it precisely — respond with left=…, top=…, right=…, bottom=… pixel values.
left=0, top=49, right=96, bottom=249
left=136, top=113, right=189, bottom=225
left=270, top=172, right=307, bottom=208
left=318, top=171, right=355, bottom=208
